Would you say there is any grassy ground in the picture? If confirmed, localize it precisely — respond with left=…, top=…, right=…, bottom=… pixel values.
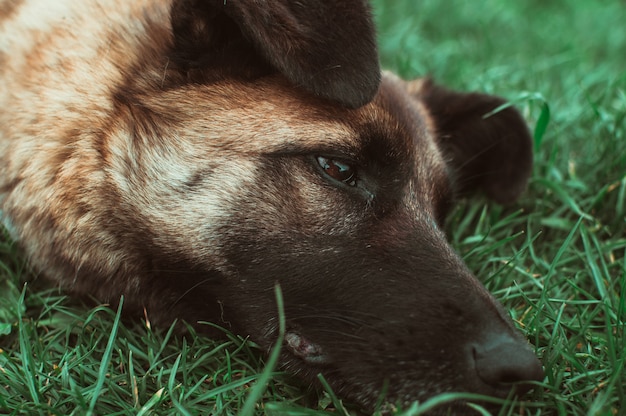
left=1, top=0, right=625, bottom=414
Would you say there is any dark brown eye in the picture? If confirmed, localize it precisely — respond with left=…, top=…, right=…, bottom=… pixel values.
left=316, top=156, right=357, bottom=186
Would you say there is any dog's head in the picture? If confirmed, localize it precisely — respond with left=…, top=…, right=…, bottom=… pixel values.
left=111, top=1, right=540, bottom=409
left=3, top=0, right=541, bottom=412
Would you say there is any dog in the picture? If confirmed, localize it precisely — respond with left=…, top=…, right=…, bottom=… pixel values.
left=0, top=0, right=544, bottom=412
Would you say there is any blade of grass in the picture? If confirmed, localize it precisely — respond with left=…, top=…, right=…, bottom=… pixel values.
left=87, top=297, right=124, bottom=416
left=136, top=387, right=165, bottom=416
left=16, top=284, right=42, bottom=414
left=533, top=100, right=551, bottom=152
left=239, top=284, right=286, bottom=416
left=316, top=374, right=349, bottom=416
left=580, top=226, right=609, bottom=302
left=167, top=353, right=192, bottom=416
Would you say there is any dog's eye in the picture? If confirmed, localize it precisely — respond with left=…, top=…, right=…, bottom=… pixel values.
left=316, top=156, right=357, bottom=186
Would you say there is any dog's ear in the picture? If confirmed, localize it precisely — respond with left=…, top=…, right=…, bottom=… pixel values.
left=416, top=79, right=533, bottom=205
left=169, top=0, right=380, bottom=108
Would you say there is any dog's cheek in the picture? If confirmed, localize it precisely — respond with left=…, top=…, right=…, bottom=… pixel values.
left=231, top=158, right=370, bottom=236
left=200, top=156, right=370, bottom=318
left=122, top=155, right=261, bottom=272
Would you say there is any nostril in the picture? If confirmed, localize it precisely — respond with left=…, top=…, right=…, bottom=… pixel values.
left=473, top=338, right=544, bottom=394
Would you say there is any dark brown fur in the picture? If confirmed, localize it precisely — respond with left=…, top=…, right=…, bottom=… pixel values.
left=0, top=0, right=542, bottom=413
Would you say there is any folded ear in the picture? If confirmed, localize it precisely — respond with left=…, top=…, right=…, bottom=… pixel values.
left=170, top=0, right=380, bottom=108
left=415, top=79, right=533, bottom=205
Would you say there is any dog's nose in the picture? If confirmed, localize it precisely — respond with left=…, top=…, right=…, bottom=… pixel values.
left=473, top=334, right=544, bottom=395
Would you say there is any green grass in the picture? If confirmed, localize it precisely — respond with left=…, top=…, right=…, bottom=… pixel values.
left=2, top=0, right=625, bottom=414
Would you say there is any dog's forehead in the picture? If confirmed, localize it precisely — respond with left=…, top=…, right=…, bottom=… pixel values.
left=355, top=74, right=436, bottom=151
left=174, top=75, right=439, bottom=159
